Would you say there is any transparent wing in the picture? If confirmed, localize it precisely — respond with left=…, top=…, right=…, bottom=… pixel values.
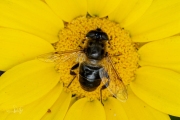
left=99, top=56, right=128, bottom=102
left=37, top=50, right=83, bottom=62
left=37, top=52, right=61, bottom=63
left=37, top=50, right=85, bottom=71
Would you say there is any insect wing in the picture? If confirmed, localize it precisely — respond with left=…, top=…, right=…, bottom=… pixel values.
left=99, top=57, right=128, bottom=102
left=54, top=51, right=84, bottom=72
left=37, top=50, right=85, bottom=72
left=37, top=50, right=83, bottom=62
left=37, top=52, right=61, bottom=62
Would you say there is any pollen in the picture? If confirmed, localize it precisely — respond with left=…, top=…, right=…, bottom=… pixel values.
left=55, top=16, right=139, bottom=101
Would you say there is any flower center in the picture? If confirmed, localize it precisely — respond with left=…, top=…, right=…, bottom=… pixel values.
left=55, top=16, right=139, bottom=100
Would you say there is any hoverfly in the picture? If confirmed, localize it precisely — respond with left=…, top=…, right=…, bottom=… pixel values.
left=38, top=28, right=127, bottom=104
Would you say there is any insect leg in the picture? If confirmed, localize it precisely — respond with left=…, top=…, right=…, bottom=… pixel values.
left=68, top=63, right=79, bottom=88
left=70, top=63, right=79, bottom=75
left=67, top=75, right=77, bottom=88
left=100, top=70, right=110, bottom=105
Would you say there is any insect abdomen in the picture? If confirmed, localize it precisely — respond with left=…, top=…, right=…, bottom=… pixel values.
left=79, top=62, right=101, bottom=91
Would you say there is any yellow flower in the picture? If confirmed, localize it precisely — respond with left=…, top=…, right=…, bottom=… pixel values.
left=0, top=0, right=180, bottom=120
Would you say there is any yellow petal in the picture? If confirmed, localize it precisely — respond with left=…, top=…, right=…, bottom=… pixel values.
left=87, top=0, right=121, bottom=17
left=64, top=98, right=106, bottom=120
left=131, top=66, right=180, bottom=117
left=4, top=83, right=62, bottom=120
left=45, top=0, right=87, bottom=22
left=127, top=0, right=180, bottom=42
left=104, top=90, right=170, bottom=120
left=122, top=89, right=170, bottom=120
left=0, top=60, right=60, bottom=110
left=103, top=97, right=128, bottom=120
left=41, top=90, right=71, bottom=120
left=120, top=0, right=153, bottom=27
left=108, top=0, right=138, bottom=23
left=0, top=0, right=64, bottom=43
left=138, top=36, right=180, bottom=73
left=0, top=111, right=9, bottom=120
left=69, top=96, right=78, bottom=108
left=0, top=28, right=54, bottom=71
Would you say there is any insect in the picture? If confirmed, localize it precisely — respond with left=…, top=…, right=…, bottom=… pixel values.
left=38, top=28, right=127, bottom=103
